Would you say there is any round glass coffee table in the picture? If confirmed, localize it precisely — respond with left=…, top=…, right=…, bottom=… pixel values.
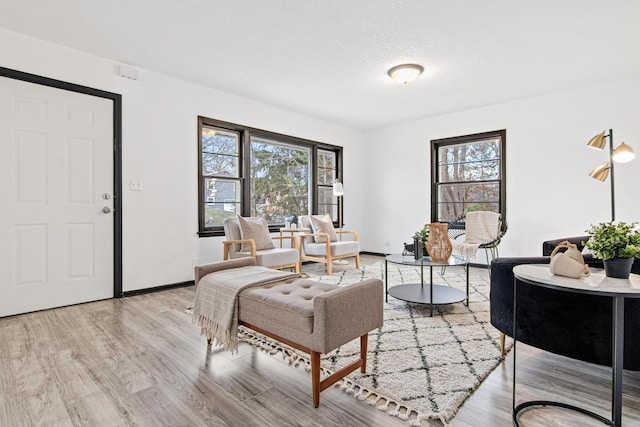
left=385, top=253, right=470, bottom=316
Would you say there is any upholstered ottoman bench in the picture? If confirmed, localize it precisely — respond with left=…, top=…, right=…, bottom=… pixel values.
left=193, top=257, right=383, bottom=407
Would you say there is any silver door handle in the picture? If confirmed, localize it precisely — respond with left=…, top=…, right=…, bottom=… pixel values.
left=102, top=207, right=112, bottom=214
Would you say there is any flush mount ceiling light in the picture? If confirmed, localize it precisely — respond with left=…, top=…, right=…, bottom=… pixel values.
left=388, top=64, right=424, bottom=84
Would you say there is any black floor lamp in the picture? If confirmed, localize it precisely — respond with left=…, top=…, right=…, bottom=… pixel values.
left=587, top=129, right=635, bottom=221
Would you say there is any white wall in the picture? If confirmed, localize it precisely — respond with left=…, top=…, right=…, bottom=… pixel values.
left=4, top=27, right=640, bottom=286
left=362, top=76, right=640, bottom=262
left=0, top=28, right=366, bottom=291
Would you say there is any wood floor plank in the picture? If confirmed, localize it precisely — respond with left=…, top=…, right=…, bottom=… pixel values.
left=231, top=341, right=412, bottom=426
left=243, top=386, right=342, bottom=426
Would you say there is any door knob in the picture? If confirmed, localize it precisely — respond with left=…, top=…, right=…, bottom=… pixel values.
left=102, top=207, right=112, bottom=214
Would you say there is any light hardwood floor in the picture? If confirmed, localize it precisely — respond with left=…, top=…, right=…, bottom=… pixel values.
left=1, top=254, right=639, bottom=426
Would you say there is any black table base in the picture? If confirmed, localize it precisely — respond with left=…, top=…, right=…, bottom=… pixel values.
left=513, top=397, right=613, bottom=426
left=385, top=256, right=469, bottom=316
left=387, top=283, right=467, bottom=305
left=513, top=268, right=629, bottom=427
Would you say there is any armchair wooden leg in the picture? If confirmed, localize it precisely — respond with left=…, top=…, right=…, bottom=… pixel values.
left=326, top=258, right=332, bottom=276
left=355, top=253, right=361, bottom=269
left=500, top=332, right=505, bottom=357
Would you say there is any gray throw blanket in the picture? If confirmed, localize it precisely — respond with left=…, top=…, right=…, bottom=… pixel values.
left=193, top=266, right=299, bottom=353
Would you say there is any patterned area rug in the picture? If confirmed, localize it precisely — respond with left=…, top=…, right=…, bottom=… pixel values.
left=239, top=262, right=512, bottom=425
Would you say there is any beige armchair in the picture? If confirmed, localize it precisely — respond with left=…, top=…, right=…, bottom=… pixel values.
left=297, top=215, right=360, bottom=275
left=223, top=217, right=300, bottom=273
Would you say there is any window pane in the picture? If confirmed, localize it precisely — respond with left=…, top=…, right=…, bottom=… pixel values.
left=317, top=150, right=336, bottom=185
left=317, top=202, right=338, bottom=220
left=250, top=137, right=310, bottom=224
left=202, top=127, right=239, bottom=176
left=203, top=178, right=241, bottom=228
left=438, top=139, right=500, bottom=183
left=437, top=201, right=500, bottom=222
left=317, top=149, right=338, bottom=218
left=437, top=182, right=500, bottom=221
left=317, top=186, right=338, bottom=220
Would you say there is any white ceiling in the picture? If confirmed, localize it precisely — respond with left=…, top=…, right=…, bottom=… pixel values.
left=1, top=1, right=639, bottom=130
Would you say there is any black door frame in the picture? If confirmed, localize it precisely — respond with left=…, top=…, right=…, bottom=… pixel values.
left=1, top=66, right=124, bottom=298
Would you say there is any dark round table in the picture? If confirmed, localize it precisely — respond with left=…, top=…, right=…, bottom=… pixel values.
left=384, top=253, right=469, bottom=316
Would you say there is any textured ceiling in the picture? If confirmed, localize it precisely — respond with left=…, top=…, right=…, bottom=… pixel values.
left=1, top=0, right=639, bottom=130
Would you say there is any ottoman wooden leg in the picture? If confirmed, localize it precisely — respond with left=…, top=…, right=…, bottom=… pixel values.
left=360, top=334, right=368, bottom=373
left=311, top=351, right=321, bottom=408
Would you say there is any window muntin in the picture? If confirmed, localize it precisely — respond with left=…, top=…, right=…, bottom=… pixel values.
left=432, top=131, right=505, bottom=222
left=250, top=136, right=311, bottom=224
left=198, top=117, right=342, bottom=236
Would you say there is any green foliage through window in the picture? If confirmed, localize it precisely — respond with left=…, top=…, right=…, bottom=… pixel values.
left=250, top=137, right=310, bottom=223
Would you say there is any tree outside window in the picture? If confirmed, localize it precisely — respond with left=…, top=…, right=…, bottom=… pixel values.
left=250, top=137, right=310, bottom=223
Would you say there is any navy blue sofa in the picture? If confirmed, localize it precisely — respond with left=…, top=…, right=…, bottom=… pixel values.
left=490, top=236, right=640, bottom=370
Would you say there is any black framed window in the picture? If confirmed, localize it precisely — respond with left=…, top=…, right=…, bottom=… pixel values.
left=198, top=116, right=343, bottom=236
left=431, top=130, right=506, bottom=222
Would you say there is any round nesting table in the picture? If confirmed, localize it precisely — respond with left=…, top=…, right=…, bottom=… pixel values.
left=512, top=264, right=640, bottom=427
left=384, top=253, right=469, bottom=317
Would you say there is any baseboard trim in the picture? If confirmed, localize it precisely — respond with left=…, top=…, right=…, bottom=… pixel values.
left=360, top=251, right=386, bottom=256
left=123, top=280, right=194, bottom=297
left=359, top=251, right=489, bottom=270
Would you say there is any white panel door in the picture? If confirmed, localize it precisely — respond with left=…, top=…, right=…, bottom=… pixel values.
left=0, top=77, right=114, bottom=317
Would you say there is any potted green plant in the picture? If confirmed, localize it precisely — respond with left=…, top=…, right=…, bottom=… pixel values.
left=415, top=223, right=430, bottom=243
left=403, top=224, right=430, bottom=259
left=585, top=221, right=640, bottom=279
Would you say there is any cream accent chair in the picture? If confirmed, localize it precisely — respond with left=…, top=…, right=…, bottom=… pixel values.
left=223, top=217, right=300, bottom=273
left=298, top=215, right=360, bottom=275
left=449, top=211, right=507, bottom=276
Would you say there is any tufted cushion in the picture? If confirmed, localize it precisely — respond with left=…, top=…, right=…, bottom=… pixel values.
left=310, top=214, right=337, bottom=243
left=237, top=216, right=275, bottom=251
left=239, top=279, right=338, bottom=334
